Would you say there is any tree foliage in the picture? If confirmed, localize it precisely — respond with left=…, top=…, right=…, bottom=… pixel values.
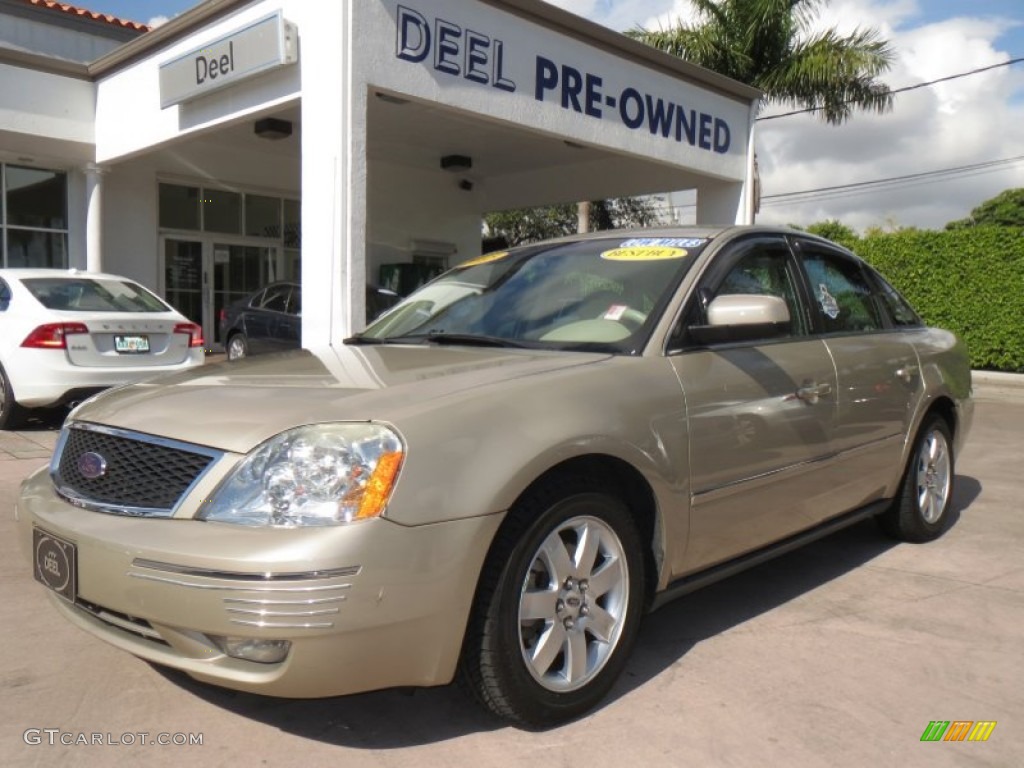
left=945, top=188, right=1024, bottom=230
left=805, top=219, right=858, bottom=246
left=485, top=198, right=658, bottom=247
left=853, top=227, right=1024, bottom=372
left=628, top=0, right=894, bottom=124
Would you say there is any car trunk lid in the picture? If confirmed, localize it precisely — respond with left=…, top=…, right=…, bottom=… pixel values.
left=61, top=315, right=192, bottom=367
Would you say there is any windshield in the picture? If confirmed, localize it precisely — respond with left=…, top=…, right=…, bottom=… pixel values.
left=356, top=236, right=708, bottom=353
left=23, top=278, right=172, bottom=313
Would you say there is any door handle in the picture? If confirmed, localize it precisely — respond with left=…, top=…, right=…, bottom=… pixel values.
left=895, top=365, right=919, bottom=383
left=795, top=381, right=832, bottom=404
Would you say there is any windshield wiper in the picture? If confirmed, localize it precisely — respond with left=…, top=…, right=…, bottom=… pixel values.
left=343, top=334, right=426, bottom=346
left=420, top=332, right=530, bottom=348
left=346, top=332, right=530, bottom=348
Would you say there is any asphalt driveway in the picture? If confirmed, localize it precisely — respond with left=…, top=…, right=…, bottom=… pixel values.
left=0, top=388, right=1021, bottom=767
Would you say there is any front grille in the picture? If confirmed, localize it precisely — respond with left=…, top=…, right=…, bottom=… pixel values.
left=53, top=424, right=220, bottom=516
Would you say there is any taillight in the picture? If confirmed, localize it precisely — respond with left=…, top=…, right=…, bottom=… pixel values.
left=21, top=322, right=89, bottom=349
left=218, top=308, right=227, bottom=323
left=174, top=322, right=205, bottom=348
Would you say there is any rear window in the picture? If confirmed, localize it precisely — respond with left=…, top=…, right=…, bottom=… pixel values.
left=22, top=278, right=171, bottom=313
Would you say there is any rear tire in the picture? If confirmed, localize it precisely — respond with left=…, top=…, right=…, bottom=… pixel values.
left=0, top=363, right=27, bottom=430
left=879, top=415, right=955, bottom=542
left=460, top=473, right=645, bottom=728
left=226, top=334, right=248, bottom=361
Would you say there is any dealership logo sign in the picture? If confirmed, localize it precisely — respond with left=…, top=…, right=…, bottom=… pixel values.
left=159, top=12, right=298, bottom=109
left=920, top=721, right=996, bottom=742
left=394, top=3, right=733, bottom=155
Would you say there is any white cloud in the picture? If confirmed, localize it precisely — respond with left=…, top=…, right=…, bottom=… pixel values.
left=546, top=0, right=689, bottom=34
left=547, top=0, right=1024, bottom=231
left=147, top=15, right=170, bottom=28
left=757, top=2, right=1024, bottom=230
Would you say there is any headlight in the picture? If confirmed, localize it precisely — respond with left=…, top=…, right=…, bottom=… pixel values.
left=199, top=424, right=404, bottom=527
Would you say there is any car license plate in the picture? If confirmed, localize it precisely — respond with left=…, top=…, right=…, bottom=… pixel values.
left=33, top=527, right=77, bottom=603
left=114, top=334, right=149, bottom=353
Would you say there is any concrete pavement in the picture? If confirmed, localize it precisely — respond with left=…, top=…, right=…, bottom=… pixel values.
left=0, top=386, right=1021, bottom=767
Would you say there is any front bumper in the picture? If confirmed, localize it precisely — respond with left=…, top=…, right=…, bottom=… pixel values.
left=16, top=467, right=504, bottom=697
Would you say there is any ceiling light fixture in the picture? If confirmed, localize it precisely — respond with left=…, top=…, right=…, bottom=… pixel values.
left=254, top=117, right=293, bottom=140
left=375, top=92, right=410, bottom=105
left=440, top=154, right=472, bottom=172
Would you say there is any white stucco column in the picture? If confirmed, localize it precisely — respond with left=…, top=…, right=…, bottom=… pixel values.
left=742, top=100, right=759, bottom=224
left=695, top=102, right=759, bottom=226
left=83, top=163, right=108, bottom=272
left=696, top=180, right=746, bottom=225
left=298, top=1, right=364, bottom=346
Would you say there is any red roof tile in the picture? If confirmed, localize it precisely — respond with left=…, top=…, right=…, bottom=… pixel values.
left=22, top=0, right=151, bottom=32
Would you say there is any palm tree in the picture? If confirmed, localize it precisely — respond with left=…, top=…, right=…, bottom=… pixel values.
left=629, top=0, right=894, bottom=124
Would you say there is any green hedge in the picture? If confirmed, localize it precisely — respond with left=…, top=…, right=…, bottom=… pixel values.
left=847, top=227, right=1024, bottom=372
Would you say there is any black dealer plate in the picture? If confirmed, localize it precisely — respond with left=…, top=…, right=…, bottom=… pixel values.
left=33, top=527, right=77, bottom=603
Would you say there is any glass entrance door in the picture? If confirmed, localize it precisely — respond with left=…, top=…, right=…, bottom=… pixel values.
left=162, top=237, right=204, bottom=329
left=211, top=244, right=280, bottom=347
left=162, top=238, right=279, bottom=350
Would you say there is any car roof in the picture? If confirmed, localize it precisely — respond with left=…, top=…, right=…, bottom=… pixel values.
left=505, top=224, right=831, bottom=248
left=0, top=268, right=144, bottom=282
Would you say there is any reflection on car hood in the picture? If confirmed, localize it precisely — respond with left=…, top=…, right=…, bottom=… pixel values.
left=71, top=345, right=611, bottom=453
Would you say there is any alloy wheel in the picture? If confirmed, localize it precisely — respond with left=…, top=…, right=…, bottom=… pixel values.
left=517, top=515, right=629, bottom=693
left=916, top=428, right=951, bottom=524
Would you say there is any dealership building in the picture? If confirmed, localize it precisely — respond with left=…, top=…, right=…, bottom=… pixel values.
left=0, top=0, right=760, bottom=348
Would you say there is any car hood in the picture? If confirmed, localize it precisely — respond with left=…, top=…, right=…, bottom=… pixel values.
left=70, top=344, right=611, bottom=453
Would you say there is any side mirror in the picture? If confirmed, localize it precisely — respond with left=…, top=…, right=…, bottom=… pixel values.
left=689, top=294, right=791, bottom=345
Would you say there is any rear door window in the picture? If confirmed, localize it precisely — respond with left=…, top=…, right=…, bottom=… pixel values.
left=799, top=249, right=883, bottom=334
left=259, top=285, right=290, bottom=313
left=287, top=286, right=301, bottom=316
left=869, top=270, right=923, bottom=327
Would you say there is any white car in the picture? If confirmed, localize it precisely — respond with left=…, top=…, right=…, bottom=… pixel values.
left=0, top=269, right=205, bottom=429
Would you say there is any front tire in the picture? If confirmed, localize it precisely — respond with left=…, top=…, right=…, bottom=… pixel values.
left=0, top=363, right=27, bottom=430
left=879, top=415, right=955, bottom=542
left=460, top=475, right=645, bottom=727
left=226, top=334, right=248, bottom=361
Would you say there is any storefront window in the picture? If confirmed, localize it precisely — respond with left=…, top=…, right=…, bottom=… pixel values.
left=2, top=164, right=68, bottom=268
left=284, top=248, right=301, bottom=281
left=284, top=198, right=300, bottom=248
left=245, top=194, right=281, bottom=238
left=6, top=166, right=67, bottom=228
left=6, top=229, right=67, bottom=268
left=159, top=183, right=200, bottom=230
left=203, top=188, right=241, bottom=234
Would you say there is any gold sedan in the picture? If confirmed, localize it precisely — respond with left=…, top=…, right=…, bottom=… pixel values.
left=17, top=226, right=972, bottom=727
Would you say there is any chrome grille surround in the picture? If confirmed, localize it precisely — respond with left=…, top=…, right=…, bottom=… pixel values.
left=50, top=422, right=223, bottom=518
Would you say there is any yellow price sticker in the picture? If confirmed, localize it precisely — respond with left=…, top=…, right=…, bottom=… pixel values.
left=601, top=246, right=688, bottom=261
left=460, top=251, right=508, bottom=268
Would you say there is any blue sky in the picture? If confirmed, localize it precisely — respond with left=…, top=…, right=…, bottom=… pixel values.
left=80, top=0, right=1024, bottom=55
left=79, top=0, right=1024, bottom=230
left=79, top=0, right=196, bottom=27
